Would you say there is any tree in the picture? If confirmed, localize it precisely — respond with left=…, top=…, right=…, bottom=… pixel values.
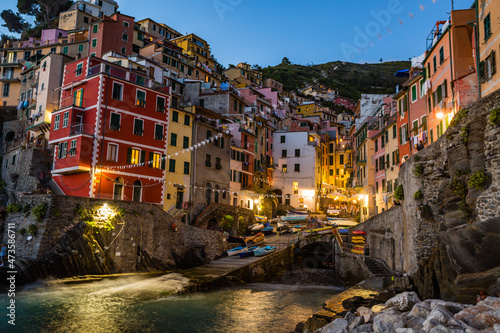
left=18, top=0, right=73, bottom=28
left=228, top=64, right=236, bottom=68
left=281, top=57, right=291, bottom=66
left=1, top=9, right=30, bottom=33
left=251, top=64, right=261, bottom=71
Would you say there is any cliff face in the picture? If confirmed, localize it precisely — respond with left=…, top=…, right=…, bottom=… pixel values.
left=356, top=90, right=500, bottom=303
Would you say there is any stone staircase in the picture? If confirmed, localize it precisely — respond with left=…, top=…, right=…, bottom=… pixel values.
left=364, top=257, right=387, bottom=276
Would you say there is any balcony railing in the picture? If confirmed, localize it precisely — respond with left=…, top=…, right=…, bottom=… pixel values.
left=0, top=58, right=23, bottom=65
left=70, top=123, right=94, bottom=136
left=59, top=96, right=86, bottom=109
left=88, top=63, right=153, bottom=88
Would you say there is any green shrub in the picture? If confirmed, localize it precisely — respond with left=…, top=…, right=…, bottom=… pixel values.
left=27, top=223, right=38, bottom=236
left=52, top=209, right=61, bottom=217
left=490, top=107, right=500, bottom=126
left=413, top=190, right=424, bottom=200
left=468, top=170, right=488, bottom=190
left=450, top=178, right=468, bottom=199
left=414, top=155, right=421, bottom=162
left=450, top=108, right=469, bottom=128
left=455, top=169, right=470, bottom=177
left=74, top=204, right=85, bottom=217
left=459, top=125, right=469, bottom=143
left=23, top=204, right=31, bottom=213
left=458, top=200, right=469, bottom=218
left=413, top=164, right=424, bottom=177
left=32, top=203, right=48, bottom=222
left=19, top=228, right=27, bottom=235
left=394, top=185, right=404, bottom=201
left=6, top=204, right=22, bottom=214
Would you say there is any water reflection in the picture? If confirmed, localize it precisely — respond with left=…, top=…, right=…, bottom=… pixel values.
left=1, top=275, right=342, bottom=333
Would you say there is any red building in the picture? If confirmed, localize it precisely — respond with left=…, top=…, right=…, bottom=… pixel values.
left=88, top=12, right=135, bottom=58
left=334, top=96, right=356, bottom=111
left=49, top=56, right=170, bottom=204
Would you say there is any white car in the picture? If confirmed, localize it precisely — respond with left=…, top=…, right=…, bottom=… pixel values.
left=326, top=207, right=341, bottom=217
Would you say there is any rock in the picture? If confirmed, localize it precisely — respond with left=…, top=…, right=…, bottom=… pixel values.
left=344, top=312, right=355, bottom=325
left=496, top=323, right=500, bottom=333
left=406, top=315, right=426, bottom=329
left=342, top=296, right=377, bottom=312
left=351, top=323, right=374, bottom=333
left=455, top=297, right=500, bottom=330
left=410, top=303, right=432, bottom=318
left=385, top=292, right=421, bottom=311
left=375, top=290, right=398, bottom=302
left=395, top=329, right=425, bottom=333
left=349, top=315, right=365, bottom=331
left=302, top=316, right=329, bottom=333
left=430, top=300, right=467, bottom=314
left=357, top=306, right=374, bottom=323
left=319, top=318, right=349, bottom=333
left=382, top=307, right=403, bottom=316
left=428, top=325, right=466, bottom=333
left=423, top=305, right=466, bottom=331
left=373, top=313, right=407, bottom=332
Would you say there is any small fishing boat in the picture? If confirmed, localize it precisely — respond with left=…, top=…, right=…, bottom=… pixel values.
left=227, top=246, right=247, bottom=256
left=276, top=225, right=290, bottom=233
left=251, top=224, right=265, bottom=232
left=302, top=226, right=334, bottom=237
left=352, top=230, right=367, bottom=235
left=338, top=228, right=349, bottom=235
left=286, top=210, right=309, bottom=216
left=245, top=232, right=265, bottom=245
left=227, top=235, right=246, bottom=244
left=277, top=220, right=289, bottom=228
left=291, top=225, right=303, bottom=233
left=255, top=215, right=267, bottom=222
left=254, top=246, right=276, bottom=257
left=327, top=217, right=358, bottom=226
left=262, top=226, right=274, bottom=235
left=281, top=215, right=308, bottom=222
left=239, top=246, right=259, bottom=258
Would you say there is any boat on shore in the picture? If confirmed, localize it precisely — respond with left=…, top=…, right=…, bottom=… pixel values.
left=227, top=235, right=246, bottom=244
left=302, top=226, right=334, bottom=237
left=281, top=215, right=308, bottom=222
left=227, top=246, right=247, bottom=256
left=239, top=246, right=259, bottom=258
left=254, top=246, right=276, bottom=257
left=291, top=225, right=303, bottom=233
left=286, top=210, right=309, bottom=216
left=262, top=226, right=274, bottom=235
left=326, top=217, right=359, bottom=227
left=245, top=232, right=265, bottom=245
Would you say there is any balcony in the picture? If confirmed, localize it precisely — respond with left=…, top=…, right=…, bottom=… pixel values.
left=0, top=73, right=19, bottom=82
left=356, top=155, right=367, bottom=166
left=58, top=96, right=86, bottom=110
left=70, top=123, right=94, bottom=136
left=344, top=163, right=354, bottom=171
left=88, top=63, right=153, bottom=88
left=0, top=58, right=23, bottom=66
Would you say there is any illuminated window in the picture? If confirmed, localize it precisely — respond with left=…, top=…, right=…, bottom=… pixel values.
left=151, top=152, right=161, bottom=169
left=293, top=181, right=298, bottom=194
left=282, top=164, right=287, bottom=173
left=136, top=90, right=146, bottom=107
left=74, top=89, right=83, bottom=107
left=128, top=148, right=141, bottom=165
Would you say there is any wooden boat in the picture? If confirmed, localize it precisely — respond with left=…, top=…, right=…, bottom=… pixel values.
left=327, top=217, right=359, bottom=227
left=254, top=246, right=276, bottom=257
left=227, top=246, right=247, bottom=256
left=245, top=232, right=265, bottom=245
left=277, top=221, right=289, bottom=228
left=291, top=225, right=303, bottom=233
left=352, top=230, right=367, bottom=235
left=281, top=215, right=307, bottom=222
left=255, top=215, right=267, bottom=221
left=302, top=226, right=334, bottom=237
left=239, top=246, right=259, bottom=258
left=251, top=223, right=265, bottom=232
left=338, top=228, right=349, bottom=235
left=287, top=210, right=309, bottom=216
left=262, top=226, right=274, bottom=235
left=227, top=235, right=246, bottom=244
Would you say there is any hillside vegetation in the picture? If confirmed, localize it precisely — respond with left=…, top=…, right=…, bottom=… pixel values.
left=261, top=60, right=411, bottom=100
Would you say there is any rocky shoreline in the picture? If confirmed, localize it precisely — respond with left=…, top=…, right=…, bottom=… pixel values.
left=299, top=290, right=500, bottom=333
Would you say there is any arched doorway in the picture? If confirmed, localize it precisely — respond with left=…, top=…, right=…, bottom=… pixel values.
left=133, top=180, right=142, bottom=202
left=113, top=177, right=124, bottom=200
left=205, top=182, right=212, bottom=204
left=214, top=185, right=220, bottom=203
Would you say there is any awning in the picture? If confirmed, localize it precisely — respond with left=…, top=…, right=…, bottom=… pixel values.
left=327, top=191, right=347, bottom=199
left=394, top=69, right=410, bottom=78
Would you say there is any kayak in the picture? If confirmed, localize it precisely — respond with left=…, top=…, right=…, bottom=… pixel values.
left=227, top=246, right=247, bottom=256
left=352, top=230, right=367, bottom=235
left=239, top=246, right=259, bottom=258
left=302, top=226, right=334, bottom=237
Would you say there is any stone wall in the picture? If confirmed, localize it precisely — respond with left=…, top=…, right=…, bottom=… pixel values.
left=348, top=90, right=500, bottom=303
left=0, top=194, right=229, bottom=286
left=194, top=203, right=255, bottom=232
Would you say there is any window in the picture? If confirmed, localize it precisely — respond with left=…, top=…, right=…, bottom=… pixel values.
left=107, top=143, right=118, bottom=161
left=91, top=39, right=97, bottom=48
left=294, top=163, right=300, bottom=172
left=76, top=63, right=83, bottom=76
left=170, top=133, right=177, bottom=146
left=127, top=148, right=142, bottom=164
left=93, top=24, right=98, bottom=33
left=133, top=119, right=144, bottom=136
left=121, top=47, right=126, bottom=54
left=282, top=164, right=287, bottom=173
left=184, top=115, right=190, bottom=126
left=155, top=124, right=164, bottom=140
left=110, top=113, right=120, bottom=130
left=215, top=157, right=222, bottom=170
left=411, top=84, right=417, bottom=102
left=169, top=159, right=176, bottom=172
left=206, top=130, right=211, bottom=140
left=171, top=96, right=178, bottom=108
left=183, top=136, right=189, bottom=149
left=295, top=149, right=300, bottom=157
left=184, top=162, right=190, bottom=175
left=376, top=159, right=379, bottom=172
left=41, top=83, right=45, bottom=91
left=171, top=111, right=179, bottom=123
left=281, top=150, right=287, bottom=158
left=430, top=129, right=434, bottom=143
left=439, top=46, right=444, bottom=64
left=122, top=33, right=128, bottom=42
left=205, top=154, right=211, bottom=167
left=58, top=142, right=68, bottom=159
left=69, top=139, right=77, bottom=157
left=2, top=83, right=9, bottom=97
left=149, top=152, right=161, bottom=169
left=421, top=116, right=428, bottom=131
left=484, top=13, right=491, bottom=41
left=280, top=135, right=285, bottom=143
left=375, top=139, right=378, bottom=152
left=54, top=114, right=60, bottom=130
left=329, top=169, right=333, bottom=176
left=123, top=21, right=129, bottom=27
left=340, top=154, right=344, bottom=165
left=481, top=51, right=497, bottom=81
left=412, top=120, right=419, bottom=136
left=393, top=125, right=397, bottom=138
left=136, top=90, right=146, bottom=107
left=73, top=89, right=83, bottom=107
left=156, top=96, right=166, bottom=112
left=112, top=82, right=123, bottom=100
left=63, top=111, right=69, bottom=128
left=83, top=17, right=88, bottom=24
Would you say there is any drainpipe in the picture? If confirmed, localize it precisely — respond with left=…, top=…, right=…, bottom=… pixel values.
left=189, top=107, right=197, bottom=225
left=448, top=17, right=455, bottom=114
left=97, top=65, right=110, bottom=198
left=473, top=3, right=481, bottom=98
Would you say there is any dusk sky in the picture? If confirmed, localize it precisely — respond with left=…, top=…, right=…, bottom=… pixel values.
left=1, top=0, right=474, bottom=67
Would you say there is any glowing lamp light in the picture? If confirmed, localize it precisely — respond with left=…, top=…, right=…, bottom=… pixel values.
left=353, top=200, right=357, bottom=204
left=254, top=199, right=259, bottom=204
left=93, top=203, right=116, bottom=227
left=436, top=112, right=444, bottom=119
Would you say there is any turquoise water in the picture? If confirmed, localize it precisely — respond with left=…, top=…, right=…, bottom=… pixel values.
left=0, top=274, right=342, bottom=333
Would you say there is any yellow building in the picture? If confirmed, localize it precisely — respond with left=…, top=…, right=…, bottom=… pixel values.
left=164, top=104, right=195, bottom=214
left=224, top=63, right=263, bottom=87
left=477, top=0, right=500, bottom=97
left=171, top=34, right=215, bottom=69
left=384, top=115, right=400, bottom=208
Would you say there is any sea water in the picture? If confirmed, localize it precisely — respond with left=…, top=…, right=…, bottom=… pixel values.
left=0, top=273, right=342, bottom=333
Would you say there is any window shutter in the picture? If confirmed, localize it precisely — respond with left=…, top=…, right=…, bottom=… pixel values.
left=127, top=148, right=132, bottom=164
left=148, top=152, right=153, bottom=168
left=479, top=61, right=485, bottom=79
left=161, top=155, right=166, bottom=170
left=492, top=51, right=497, bottom=75
left=140, top=150, right=146, bottom=164
left=442, top=80, right=448, bottom=98
left=399, top=127, right=402, bottom=144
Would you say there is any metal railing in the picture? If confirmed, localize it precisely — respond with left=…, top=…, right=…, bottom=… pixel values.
left=70, top=123, right=94, bottom=136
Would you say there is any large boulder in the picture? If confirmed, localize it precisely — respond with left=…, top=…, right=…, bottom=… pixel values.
left=319, top=318, right=349, bottom=333
left=410, top=303, right=432, bottom=318
left=455, top=297, right=500, bottom=330
left=349, top=315, right=365, bottom=331
left=385, top=292, right=421, bottom=311
left=423, top=305, right=466, bottom=331
left=303, top=316, right=329, bottom=332
left=351, top=323, right=374, bottom=333
left=357, top=306, right=374, bottom=323
left=373, top=313, right=407, bottom=332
